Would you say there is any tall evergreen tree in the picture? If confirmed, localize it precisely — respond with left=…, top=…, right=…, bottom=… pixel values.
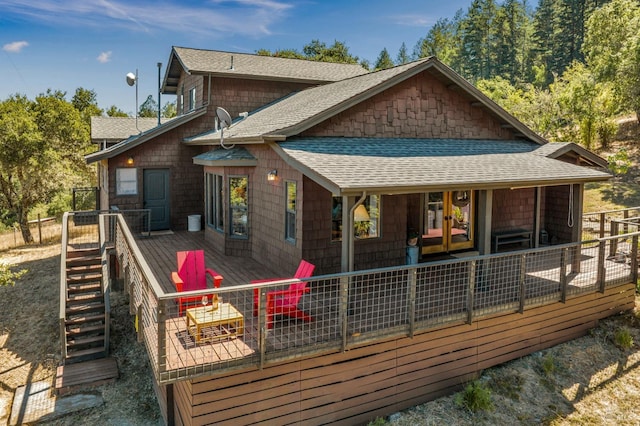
left=396, top=42, right=410, bottom=65
left=374, top=48, right=395, bottom=70
left=460, top=0, right=498, bottom=80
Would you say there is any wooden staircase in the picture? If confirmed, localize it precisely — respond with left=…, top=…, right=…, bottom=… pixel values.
left=63, top=248, right=108, bottom=364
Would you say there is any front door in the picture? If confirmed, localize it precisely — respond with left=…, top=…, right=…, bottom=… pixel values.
left=143, top=169, right=170, bottom=231
left=422, top=190, right=474, bottom=255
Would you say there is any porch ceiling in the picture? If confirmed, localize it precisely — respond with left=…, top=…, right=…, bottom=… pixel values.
left=273, top=138, right=611, bottom=195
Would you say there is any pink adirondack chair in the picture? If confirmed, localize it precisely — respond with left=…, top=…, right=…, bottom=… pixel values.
left=252, top=260, right=316, bottom=329
left=171, top=250, right=223, bottom=316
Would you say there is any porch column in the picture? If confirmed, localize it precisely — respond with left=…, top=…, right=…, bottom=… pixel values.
left=571, top=183, right=584, bottom=273
left=476, top=189, right=493, bottom=255
left=534, top=187, right=542, bottom=247
left=340, top=196, right=353, bottom=272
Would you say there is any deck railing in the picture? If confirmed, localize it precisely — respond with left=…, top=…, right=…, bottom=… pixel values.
left=107, top=212, right=639, bottom=384
left=583, top=207, right=640, bottom=241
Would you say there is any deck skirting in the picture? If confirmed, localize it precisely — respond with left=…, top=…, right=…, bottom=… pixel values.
left=165, top=281, right=635, bottom=426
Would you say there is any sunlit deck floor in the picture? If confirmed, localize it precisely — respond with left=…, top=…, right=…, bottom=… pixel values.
left=131, top=231, right=634, bottom=377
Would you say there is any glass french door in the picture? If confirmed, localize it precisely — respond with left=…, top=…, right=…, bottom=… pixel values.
left=422, top=190, right=474, bottom=255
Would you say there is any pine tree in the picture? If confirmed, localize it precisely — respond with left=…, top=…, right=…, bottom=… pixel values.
left=374, top=48, right=395, bottom=70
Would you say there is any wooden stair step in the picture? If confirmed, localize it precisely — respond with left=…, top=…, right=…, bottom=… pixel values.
left=66, top=248, right=100, bottom=259
left=67, top=334, right=105, bottom=346
left=55, top=357, right=118, bottom=395
left=65, top=313, right=105, bottom=326
left=65, top=303, right=105, bottom=316
left=67, top=293, right=103, bottom=304
left=67, top=273, right=102, bottom=283
left=66, top=324, right=105, bottom=336
left=65, top=346, right=106, bottom=360
left=66, top=264, right=102, bottom=274
left=65, top=303, right=104, bottom=319
left=67, top=282, right=101, bottom=293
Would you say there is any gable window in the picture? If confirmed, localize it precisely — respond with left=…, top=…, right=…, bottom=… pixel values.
left=205, top=173, right=223, bottom=232
left=229, top=176, right=248, bottom=237
left=115, top=168, right=137, bottom=196
left=188, top=87, right=196, bottom=111
left=331, top=195, right=380, bottom=241
left=285, top=181, right=296, bottom=242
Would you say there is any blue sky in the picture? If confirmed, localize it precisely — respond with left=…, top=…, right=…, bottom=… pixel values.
left=0, top=0, right=474, bottom=114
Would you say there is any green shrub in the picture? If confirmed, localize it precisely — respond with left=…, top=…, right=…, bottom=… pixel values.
left=455, top=380, right=494, bottom=412
left=613, top=327, right=634, bottom=350
left=367, top=417, right=387, bottom=426
left=541, top=353, right=556, bottom=376
left=0, top=263, right=27, bottom=287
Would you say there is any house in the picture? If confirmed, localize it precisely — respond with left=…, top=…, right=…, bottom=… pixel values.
left=82, top=46, right=634, bottom=425
left=88, top=46, right=609, bottom=275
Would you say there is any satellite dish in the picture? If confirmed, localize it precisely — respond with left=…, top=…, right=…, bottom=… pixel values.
left=215, top=107, right=235, bottom=150
left=126, top=72, right=137, bottom=86
left=216, top=107, right=232, bottom=129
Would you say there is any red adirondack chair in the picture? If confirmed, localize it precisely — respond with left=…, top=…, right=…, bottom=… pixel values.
left=252, top=260, right=316, bottom=329
left=171, top=250, right=223, bottom=316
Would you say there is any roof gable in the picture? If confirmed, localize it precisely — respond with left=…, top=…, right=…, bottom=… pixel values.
left=185, top=57, right=546, bottom=145
left=162, top=47, right=369, bottom=94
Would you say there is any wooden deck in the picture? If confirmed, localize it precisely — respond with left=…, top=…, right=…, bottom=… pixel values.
left=135, top=230, right=282, bottom=291
left=125, top=229, right=636, bottom=385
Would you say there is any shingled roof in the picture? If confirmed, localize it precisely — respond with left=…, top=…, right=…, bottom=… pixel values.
left=162, top=47, right=369, bottom=94
left=272, top=138, right=611, bottom=196
left=90, top=117, right=174, bottom=143
left=184, top=57, right=545, bottom=145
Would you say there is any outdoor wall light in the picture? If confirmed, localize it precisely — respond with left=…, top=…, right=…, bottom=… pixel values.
left=127, top=156, right=135, bottom=166
left=267, top=170, right=277, bottom=181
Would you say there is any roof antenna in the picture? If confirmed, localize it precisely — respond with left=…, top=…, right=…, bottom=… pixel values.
left=230, top=55, right=234, bottom=70
left=216, top=107, right=235, bottom=150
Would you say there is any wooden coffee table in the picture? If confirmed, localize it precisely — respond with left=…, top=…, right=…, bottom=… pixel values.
left=186, top=303, right=244, bottom=343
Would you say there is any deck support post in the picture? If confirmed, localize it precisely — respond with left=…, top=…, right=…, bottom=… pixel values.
left=258, top=290, right=267, bottom=369
left=466, top=260, right=476, bottom=324
left=157, top=299, right=167, bottom=376
left=340, top=276, right=350, bottom=351
left=597, top=240, right=606, bottom=293
left=518, top=254, right=526, bottom=313
left=560, top=247, right=568, bottom=303
left=609, top=221, right=619, bottom=255
left=407, top=267, right=417, bottom=338
left=631, top=235, right=638, bottom=285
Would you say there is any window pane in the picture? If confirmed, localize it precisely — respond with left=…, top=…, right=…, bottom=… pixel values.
left=285, top=181, right=296, bottom=241
left=116, top=168, right=137, bottom=195
left=229, top=176, right=247, bottom=237
left=331, top=195, right=380, bottom=241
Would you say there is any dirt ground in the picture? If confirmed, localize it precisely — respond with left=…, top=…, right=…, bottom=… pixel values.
left=1, top=243, right=639, bottom=425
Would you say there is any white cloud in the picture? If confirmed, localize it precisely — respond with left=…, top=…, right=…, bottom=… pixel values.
left=97, top=51, right=112, bottom=63
left=0, top=0, right=294, bottom=38
left=3, top=40, right=29, bottom=53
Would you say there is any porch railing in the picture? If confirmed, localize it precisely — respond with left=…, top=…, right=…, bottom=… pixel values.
left=582, top=207, right=640, bottom=241
left=108, top=212, right=639, bottom=384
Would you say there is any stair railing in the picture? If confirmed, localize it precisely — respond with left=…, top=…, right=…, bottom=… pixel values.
left=99, top=214, right=111, bottom=356
left=59, top=212, right=70, bottom=360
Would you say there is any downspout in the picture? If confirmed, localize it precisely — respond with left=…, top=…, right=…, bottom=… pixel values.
left=348, top=192, right=367, bottom=272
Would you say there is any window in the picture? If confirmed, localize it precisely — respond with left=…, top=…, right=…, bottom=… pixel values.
left=115, top=168, right=137, bottom=196
left=229, top=176, right=248, bottom=237
left=205, top=173, right=224, bottom=232
left=331, top=195, right=380, bottom=241
left=188, top=87, right=196, bottom=111
left=285, top=181, right=296, bottom=242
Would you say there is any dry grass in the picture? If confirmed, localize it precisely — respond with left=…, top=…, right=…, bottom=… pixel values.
left=0, top=243, right=160, bottom=425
